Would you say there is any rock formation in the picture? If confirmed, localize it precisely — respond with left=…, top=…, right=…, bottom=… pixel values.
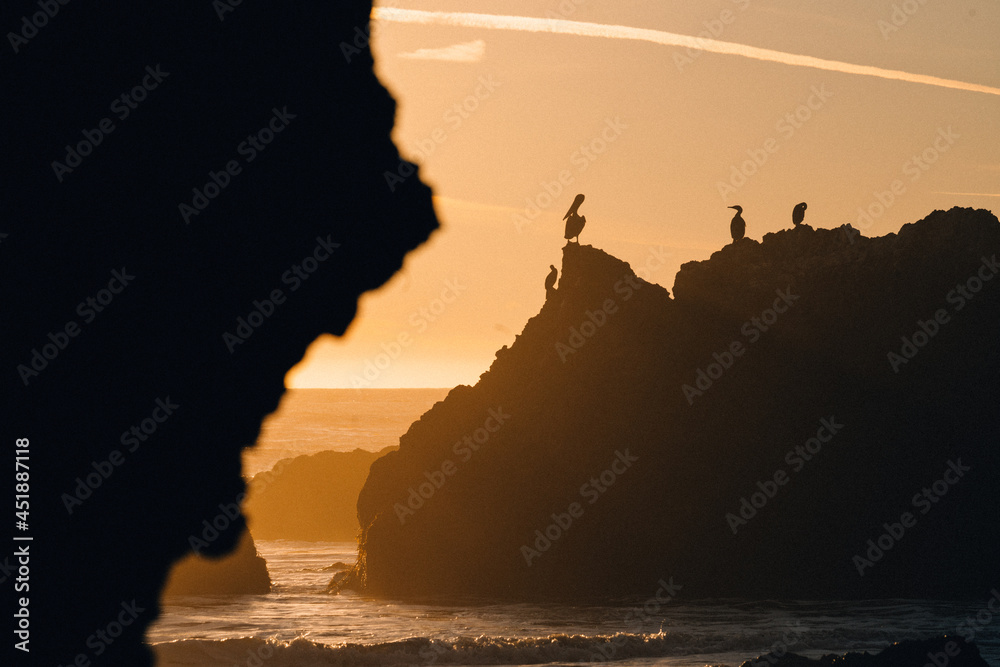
left=245, top=447, right=395, bottom=541
left=739, top=635, right=987, bottom=667
left=161, top=529, right=270, bottom=597
left=351, top=208, right=1000, bottom=600
left=4, top=3, right=437, bottom=664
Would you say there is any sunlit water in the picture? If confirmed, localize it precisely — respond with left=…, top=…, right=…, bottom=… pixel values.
left=148, top=540, right=1000, bottom=667
left=243, top=388, right=449, bottom=476
left=150, top=389, right=1000, bottom=666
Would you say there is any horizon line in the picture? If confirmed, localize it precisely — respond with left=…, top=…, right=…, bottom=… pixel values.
left=284, top=386, right=455, bottom=389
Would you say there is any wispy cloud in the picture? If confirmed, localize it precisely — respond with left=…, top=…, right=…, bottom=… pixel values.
left=372, top=8, right=1000, bottom=97
left=399, top=39, right=486, bottom=62
left=933, top=191, right=1000, bottom=197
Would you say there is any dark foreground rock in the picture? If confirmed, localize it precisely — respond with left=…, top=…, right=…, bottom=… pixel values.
left=350, top=208, right=1000, bottom=600
left=3, top=3, right=437, bottom=664
left=245, top=447, right=395, bottom=541
left=740, top=635, right=986, bottom=666
left=161, top=529, right=270, bottom=596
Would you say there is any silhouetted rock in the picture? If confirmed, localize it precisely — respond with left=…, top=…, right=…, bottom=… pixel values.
left=351, top=208, right=999, bottom=600
left=161, top=529, right=270, bottom=597
left=3, top=3, right=437, bottom=664
left=739, top=635, right=986, bottom=667
left=322, top=561, right=353, bottom=572
left=245, top=447, right=395, bottom=541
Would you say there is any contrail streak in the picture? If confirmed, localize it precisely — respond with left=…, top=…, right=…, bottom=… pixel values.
left=933, top=192, right=1000, bottom=197
left=371, top=8, right=1000, bottom=98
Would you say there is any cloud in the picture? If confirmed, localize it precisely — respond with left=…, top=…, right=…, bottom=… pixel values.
left=398, top=39, right=486, bottom=62
left=932, top=192, right=1000, bottom=197
left=372, top=9, right=1000, bottom=97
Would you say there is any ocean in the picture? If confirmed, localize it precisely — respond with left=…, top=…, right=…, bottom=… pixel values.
left=148, top=389, right=1000, bottom=666
left=241, top=388, right=451, bottom=477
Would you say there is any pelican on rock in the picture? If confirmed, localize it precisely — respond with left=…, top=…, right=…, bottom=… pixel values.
left=563, top=194, right=586, bottom=243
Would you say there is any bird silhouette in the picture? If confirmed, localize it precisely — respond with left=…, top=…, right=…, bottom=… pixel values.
left=792, top=202, right=808, bottom=227
left=563, top=194, right=586, bottom=243
left=544, top=265, right=558, bottom=293
left=729, top=205, right=745, bottom=243
left=563, top=194, right=584, bottom=220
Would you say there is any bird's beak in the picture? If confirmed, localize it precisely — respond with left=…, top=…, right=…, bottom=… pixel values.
left=728, top=206, right=738, bottom=210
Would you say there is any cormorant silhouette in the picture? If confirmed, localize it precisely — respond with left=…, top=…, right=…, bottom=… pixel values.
left=564, top=193, right=586, bottom=242
left=792, top=202, right=808, bottom=227
left=545, top=265, right=558, bottom=293
left=729, top=205, right=746, bottom=242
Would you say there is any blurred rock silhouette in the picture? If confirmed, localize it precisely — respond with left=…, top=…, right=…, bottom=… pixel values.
left=2, top=3, right=436, bottom=664
left=161, top=529, right=270, bottom=597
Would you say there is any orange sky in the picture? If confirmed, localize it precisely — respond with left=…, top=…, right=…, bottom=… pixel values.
left=286, top=0, right=999, bottom=389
